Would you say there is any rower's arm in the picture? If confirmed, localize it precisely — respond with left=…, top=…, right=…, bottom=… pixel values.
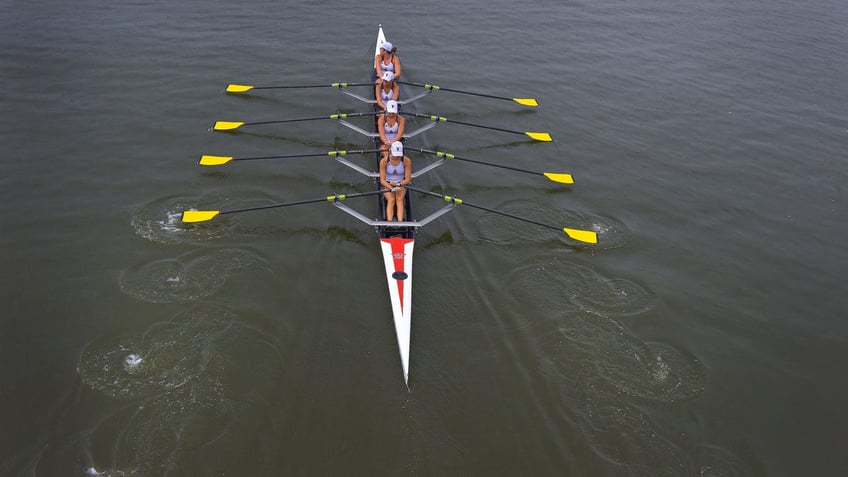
left=393, top=55, right=402, bottom=80
left=378, top=159, right=392, bottom=189
left=375, top=84, right=386, bottom=110
left=395, top=115, right=406, bottom=142
left=377, top=116, right=390, bottom=145
left=402, top=157, right=412, bottom=186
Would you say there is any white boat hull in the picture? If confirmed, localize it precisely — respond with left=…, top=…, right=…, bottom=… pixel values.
left=379, top=236, right=414, bottom=386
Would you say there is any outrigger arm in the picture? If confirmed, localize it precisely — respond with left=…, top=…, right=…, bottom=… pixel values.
left=336, top=87, right=433, bottom=106
left=337, top=119, right=380, bottom=137
left=332, top=202, right=456, bottom=228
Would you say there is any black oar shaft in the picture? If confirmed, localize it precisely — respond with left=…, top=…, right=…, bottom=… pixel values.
left=219, top=190, right=386, bottom=216
left=245, top=117, right=328, bottom=126
left=408, top=113, right=526, bottom=137
left=244, top=112, right=379, bottom=127
left=397, top=81, right=512, bottom=102
left=253, top=83, right=374, bottom=89
left=235, top=149, right=379, bottom=162
left=406, top=186, right=560, bottom=232
left=412, top=148, right=540, bottom=177
left=236, top=152, right=330, bottom=161
left=254, top=84, right=334, bottom=89
left=446, top=118, right=524, bottom=136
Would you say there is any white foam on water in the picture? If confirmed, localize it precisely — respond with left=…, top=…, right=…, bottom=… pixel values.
left=157, top=210, right=185, bottom=234
left=124, top=354, right=143, bottom=369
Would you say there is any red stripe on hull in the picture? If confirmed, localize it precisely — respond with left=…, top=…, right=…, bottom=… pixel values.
left=383, top=237, right=413, bottom=311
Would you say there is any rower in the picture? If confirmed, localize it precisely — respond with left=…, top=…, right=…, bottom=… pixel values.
left=375, top=41, right=401, bottom=82
left=376, top=71, right=400, bottom=111
left=380, top=141, right=412, bottom=222
left=377, top=100, right=405, bottom=152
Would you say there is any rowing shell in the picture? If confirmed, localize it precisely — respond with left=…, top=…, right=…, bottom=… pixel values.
left=375, top=26, right=413, bottom=387
left=335, top=26, right=431, bottom=387
left=331, top=26, right=460, bottom=386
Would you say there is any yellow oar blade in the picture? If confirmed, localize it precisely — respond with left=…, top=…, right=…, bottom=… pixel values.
left=513, top=98, right=538, bottom=107
left=226, top=84, right=254, bottom=93
left=543, top=172, right=574, bottom=184
left=213, top=121, right=244, bottom=131
left=563, top=228, right=598, bottom=244
left=526, top=131, right=552, bottom=142
left=199, top=155, right=234, bottom=166
left=182, top=210, right=220, bottom=223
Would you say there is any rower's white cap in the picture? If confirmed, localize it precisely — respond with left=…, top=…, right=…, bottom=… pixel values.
left=385, top=100, right=398, bottom=113
left=381, top=41, right=393, bottom=52
left=381, top=71, right=395, bottom=82
left=391, top=141, right=404, bottom=157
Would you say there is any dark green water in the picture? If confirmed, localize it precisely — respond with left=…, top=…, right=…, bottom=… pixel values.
left=2, top=0, right=846, bottom=475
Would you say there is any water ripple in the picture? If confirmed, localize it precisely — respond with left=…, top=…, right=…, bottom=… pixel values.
left=75, top=304, right=284, bottom=475
left=546, top=312, right=705, bottom=403
left=505, top=254, right=656, bottom=317
left=119, top=248, right=266, bottom=303
left=530, top=310, right=722, bottom=474
left=77, top=306, right=234, bottom=400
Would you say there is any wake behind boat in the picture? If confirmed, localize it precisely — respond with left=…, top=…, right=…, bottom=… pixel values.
left=182, top=25, right=598, bottom=388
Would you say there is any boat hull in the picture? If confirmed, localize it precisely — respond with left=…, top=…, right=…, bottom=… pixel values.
left=379, top=236, right=413, bottom=386
left=374, top=26, right=416, bottom=387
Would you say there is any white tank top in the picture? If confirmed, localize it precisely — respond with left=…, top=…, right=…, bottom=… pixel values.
left=383, top=120, right=399, bottom=141
left=380, top=56, right=395, bottom=74
left=380, top=87, right=394, bottom=103
left=386, top=159, right=405, bottom=182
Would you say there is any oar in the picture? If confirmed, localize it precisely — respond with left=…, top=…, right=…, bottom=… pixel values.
left=213, top=112, right=380, bottom=131
left=396, top=81, right=538, bottom=107
left=405, top=186, right=597, bottom=244
left=182, top=190, right=388, bottom=223
left=226, top=82, right=375, bottom=93
left=411, top=147, right=573, bottom=184
left=406, top=113, right=552, bottom=142
left=199, top=149, right=380, bottom=166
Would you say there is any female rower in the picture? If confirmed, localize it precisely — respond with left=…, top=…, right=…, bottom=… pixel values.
left=378, top=100, right=405, bottom=150
left=376, top=71, right=399, bottom=111
left=380, top=141, right=412, bottom=222
left=375, top=41, right=401, bottom=82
